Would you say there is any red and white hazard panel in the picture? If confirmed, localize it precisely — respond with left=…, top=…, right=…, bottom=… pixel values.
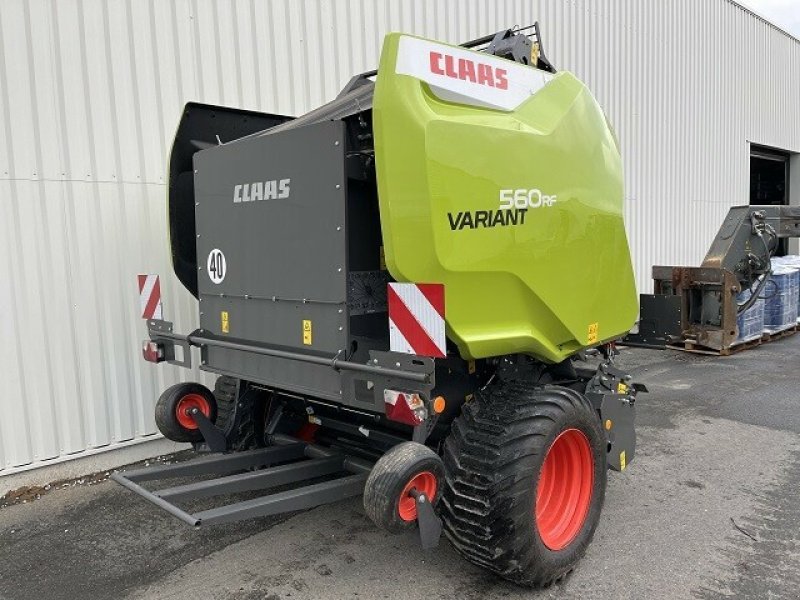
left=387, top=283, right=446, bottom=358
left=138, top=274, right=163, bottom=320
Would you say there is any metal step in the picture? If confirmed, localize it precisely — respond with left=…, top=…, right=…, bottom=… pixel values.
left=120, top=444, right=307, bottom=483
left=195, top=473, right=368, bottom=525
left=111, top=439, right=372, bottom=526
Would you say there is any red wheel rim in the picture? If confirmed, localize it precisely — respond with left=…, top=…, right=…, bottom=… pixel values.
left=535, top=428, right=594, bottom=551
left=398, top=471, right=438, bottom=522
left=175, top=393, right=212, bottom=430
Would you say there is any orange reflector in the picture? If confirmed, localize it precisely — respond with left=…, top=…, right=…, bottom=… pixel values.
left=604, top=419, right=613, bottom=430
left=433, top=396, right=446, bottom=414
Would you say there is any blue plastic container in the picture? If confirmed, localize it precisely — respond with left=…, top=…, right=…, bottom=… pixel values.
left=763, top=266, right=799, bottom=333
left=736, top=283, right=764, bottom=343
left=773, top=256, right=800, bottom=320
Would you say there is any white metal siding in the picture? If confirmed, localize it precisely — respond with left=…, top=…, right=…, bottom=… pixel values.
left=1, top=0, right=799, bottom=474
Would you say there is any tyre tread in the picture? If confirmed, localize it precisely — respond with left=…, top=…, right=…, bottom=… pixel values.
left=441, top=381, right=605, bottom=587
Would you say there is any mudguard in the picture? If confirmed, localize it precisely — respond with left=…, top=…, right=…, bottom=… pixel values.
left=373, top=33, right=638, bottom=362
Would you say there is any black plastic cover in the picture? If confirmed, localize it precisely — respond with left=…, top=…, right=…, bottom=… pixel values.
left=168, top=102, right=292, bottom=297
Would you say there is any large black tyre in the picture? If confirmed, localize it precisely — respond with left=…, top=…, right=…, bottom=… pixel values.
left=155, top=382, right=218, bottom=443
left=364, top=442, right=445, bottom=533
left=213, top=376, right=263, bottom=451
left=441, top=382, right=606, bottom=587
left=213, top=375, right=239, bottom=433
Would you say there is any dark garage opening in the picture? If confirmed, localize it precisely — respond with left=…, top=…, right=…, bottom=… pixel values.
left=751, top=145, right=790, bottom=255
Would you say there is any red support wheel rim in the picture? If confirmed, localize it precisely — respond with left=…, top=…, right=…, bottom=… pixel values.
left=535, top=428, right=594, bottom=551
left=175, top=393, right=212, bottom=430
left=398, top=471, right=438, bottom=522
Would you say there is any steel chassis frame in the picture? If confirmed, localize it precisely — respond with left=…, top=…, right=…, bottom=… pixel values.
left=146, top=319, right=436, bottom=418
left=112, top=428, right=443, bottom=547
left=111, top=434, right=372, bottom=527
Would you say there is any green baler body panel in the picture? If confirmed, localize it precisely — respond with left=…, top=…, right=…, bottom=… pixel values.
left=373, top=33, right=638, bottom=363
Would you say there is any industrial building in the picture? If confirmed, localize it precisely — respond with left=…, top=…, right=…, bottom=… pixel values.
left=1, top=0, right=798, bottom=488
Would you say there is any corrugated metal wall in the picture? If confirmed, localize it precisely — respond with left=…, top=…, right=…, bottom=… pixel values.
left=1, top=0, right=799, bottom=474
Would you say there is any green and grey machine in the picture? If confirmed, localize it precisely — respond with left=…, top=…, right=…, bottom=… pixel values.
left=114, top=25, right=642, bottom=587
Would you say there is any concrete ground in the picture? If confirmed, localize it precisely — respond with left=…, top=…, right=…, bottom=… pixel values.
left=1, top=340, right=800, bottom=600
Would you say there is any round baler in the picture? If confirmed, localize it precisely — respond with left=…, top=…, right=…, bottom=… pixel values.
left=118, top=25, right=641, bottom=588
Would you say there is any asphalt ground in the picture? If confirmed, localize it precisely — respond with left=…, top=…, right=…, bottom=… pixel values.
left=1, top=339, right=800, bottom=600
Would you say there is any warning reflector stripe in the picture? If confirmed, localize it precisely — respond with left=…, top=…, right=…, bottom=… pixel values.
left=416, top=283, right=445, bottom=319
left=392, top=283, right=446, bottom=350
left=388, top=283, right=446, bottom=358
left=388, top=318, right=417, bottom=356
left=138, top=274, right=163, bottom=320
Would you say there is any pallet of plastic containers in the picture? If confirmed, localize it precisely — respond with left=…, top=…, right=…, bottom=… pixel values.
left=773, top=255, right=800, bottom=323
left=763, top=264, right=799, bottom=338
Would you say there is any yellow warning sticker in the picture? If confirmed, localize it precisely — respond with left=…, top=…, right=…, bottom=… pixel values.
left=302, top=319, right=312, bottom=345
left=221, top=311, right=229, bottom=334
left=468, top=360, right=476, bottom=374
left=587, top=322, right=599, bottom=344
left=617, top=382, right=628, bottom=394
left=620, top=450, right=627, bottom=471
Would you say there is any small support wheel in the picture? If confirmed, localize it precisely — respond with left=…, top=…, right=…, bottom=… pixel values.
left=155, top=382, right=218, bottom=443
left=363, top=442, right=444, bottom=534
